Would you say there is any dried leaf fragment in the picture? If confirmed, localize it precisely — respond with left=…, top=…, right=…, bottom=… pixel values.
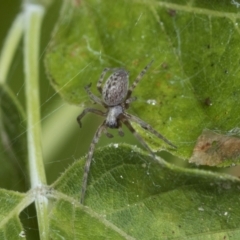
left=189, top=129, right=240, bottom=166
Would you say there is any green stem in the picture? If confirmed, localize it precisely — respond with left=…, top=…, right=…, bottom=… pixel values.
left=0, top=13, right=23, bottom=84
left=23, top=3, right=48, bottom=240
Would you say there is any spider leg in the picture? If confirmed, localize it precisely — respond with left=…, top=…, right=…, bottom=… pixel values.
left=125, top=96, right=137, bottom=105
left=103, top=128, right=114, bottom=138
left=126, top=60, right=154, bottom=99
left=85, top=83, right=102, bottom=105
left=77, top=108, right=105, bottom=127
left=97, top=67, right=119, bottom=94
left=117, top=121, right=124, bottom=137
left=124, top=113, right=177, bottom=148
left=121, top=117, right=155, bottom=158
left=80, top=121, right=106, bottom=204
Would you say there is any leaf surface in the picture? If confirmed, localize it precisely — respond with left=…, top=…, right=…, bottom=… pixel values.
left=50, top=144, right=240, bottom=239
left=0, top=189, right=27, bottom=240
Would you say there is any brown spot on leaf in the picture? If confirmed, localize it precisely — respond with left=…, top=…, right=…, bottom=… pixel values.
left=203, top=97, right=212, bottom=106
left=72, top=0, right=81, bottom=7
left=168, top=9, right=177, bottom=17
left=161, top=62, right=168, bottom=69
left=190, top=129, right=240, bottom=166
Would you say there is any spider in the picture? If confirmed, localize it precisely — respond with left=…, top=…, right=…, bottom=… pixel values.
left=77, top=60, right=176, bottom=204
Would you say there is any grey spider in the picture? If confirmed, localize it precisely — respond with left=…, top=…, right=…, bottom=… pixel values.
left=77, top=60, right=176, bottom=204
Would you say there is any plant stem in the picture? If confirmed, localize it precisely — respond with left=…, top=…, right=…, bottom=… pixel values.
left=23, top=3, right=48, bottom=240
left=0, top=13, right=23, bottom=84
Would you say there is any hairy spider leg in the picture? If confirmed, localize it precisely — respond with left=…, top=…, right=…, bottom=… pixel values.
left=103, top=128, right=114, bottom=138
left=80, top=121, right=106, bottom=204
left=84, top=83, right=102, bottom=105
left=124, top=112, right=177, bottom=148
left=125, top=96, right=137, bottom=105
left=117, top=121, right=125, bottom=137
left=77, top=108, right=105, bottom=127
left=97, top=67, right=120, bottom=94
left=121, top=116, right=155, bottom=159
left=126, top=60, right=154, bottom=99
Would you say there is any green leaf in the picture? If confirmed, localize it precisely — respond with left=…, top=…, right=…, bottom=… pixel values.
left=0, top=189, right=27, bottom=240
left=50, top=144, right=240, bottom=239
left=1, top=145, right=240, bottom=239
left=0, top=85, right=27, bottom=191
left=45, top=0, right=240, bottom=166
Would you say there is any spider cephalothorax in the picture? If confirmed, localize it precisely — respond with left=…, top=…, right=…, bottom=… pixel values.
left=77, top=60, right=176, bottom=204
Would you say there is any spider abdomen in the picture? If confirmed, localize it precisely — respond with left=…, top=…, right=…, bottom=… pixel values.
left=102, top=69, right=129, bottom=106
